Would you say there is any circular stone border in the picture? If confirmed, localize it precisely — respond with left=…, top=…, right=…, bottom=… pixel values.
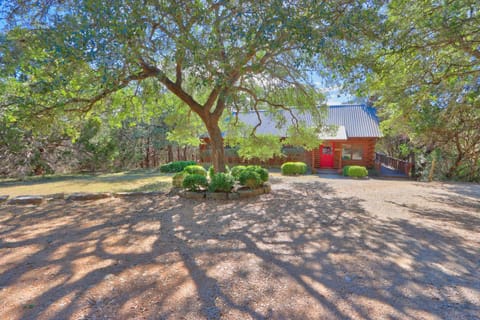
left=179, top=182, right=271, bottom=201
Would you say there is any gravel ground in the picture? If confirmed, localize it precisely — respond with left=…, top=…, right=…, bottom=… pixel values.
left=0, top=174, right=479, bottom=320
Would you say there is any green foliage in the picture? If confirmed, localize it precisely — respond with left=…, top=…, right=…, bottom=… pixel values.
left=208, top=165, right=215, bottom=179
left=344, top=166, right=368, bottom=178
left=2, top=0, right=381, bottom=173
left=247, top=165, right=269, bottom=182
left=182, top=174, right=208, bottom=192
left=226, top=133, right=284, bottom=161
left=208, top=173, right=235, bottom=193
left=183, top=165, right=207, bottom=176
left=343, top=0, right=480, bottom=181
left=342, top=166, right=352, bottom=176
left=160, top=161, right=196, bottom=173
left=239, top=170, right=262, bottom=189
left=172, top=171, right=189, bottom=188
left=231, top=166, right=247, bottom=180
left=281, top=162, right=307, bottom=175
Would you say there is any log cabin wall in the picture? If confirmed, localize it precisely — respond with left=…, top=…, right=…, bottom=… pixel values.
left=199, top=137, right=377, bottom=169
left=327, top=137, right=377, bottom=169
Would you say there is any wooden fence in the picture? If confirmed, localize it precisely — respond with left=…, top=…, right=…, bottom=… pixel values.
left=375, top=152, right=413, bottom=176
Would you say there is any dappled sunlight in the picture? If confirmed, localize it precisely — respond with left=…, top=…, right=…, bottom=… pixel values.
left=0, top=170, right=173, bottom=196
left=0, top=178, right=479, bottom=319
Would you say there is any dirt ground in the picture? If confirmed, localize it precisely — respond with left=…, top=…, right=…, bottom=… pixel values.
left=1, top=174, right=479, bottom=320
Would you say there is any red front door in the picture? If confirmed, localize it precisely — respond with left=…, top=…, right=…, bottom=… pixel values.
left=319, top=142, right=334, bottom=168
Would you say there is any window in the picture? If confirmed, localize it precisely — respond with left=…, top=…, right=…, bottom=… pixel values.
left=322, top=146, right=332, bottom=155
left=342, top=144, right=363, bottom=160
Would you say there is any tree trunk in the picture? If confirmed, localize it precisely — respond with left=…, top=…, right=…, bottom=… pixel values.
left=206, top=122, right=226, bottom=172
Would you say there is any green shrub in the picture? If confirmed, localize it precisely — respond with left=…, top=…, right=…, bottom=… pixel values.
left=160, top=160, right=197, bottom=173
left=208, top=165, right=215, bottom=178
left=345, top=165, right=368, bottom=178
left=172, top=171, right=189, bottom=188
left=231, top=165, right=247, bottom=180
left=239, top=170, right=262, bottom=189
left=183, top=165, right=207, bottom=176
left=342, top=165, right=352, bottom=176
left=248, top=165, right=269, bottom=182
left=182, top=174, right=208, bottom=191
left=281, top=162, right=307, bottom=175
left=231, top=165, right=269, bottom=182
left=208, top=173, right=235, bottom=192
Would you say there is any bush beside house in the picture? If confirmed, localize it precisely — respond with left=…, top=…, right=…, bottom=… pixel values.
left=281, top=162, right=307, bottom=175
left=343, top=165, right=368, bottom=178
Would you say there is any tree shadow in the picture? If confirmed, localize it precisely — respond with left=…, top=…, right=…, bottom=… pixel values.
left=0, top=179, right=479, bottom=319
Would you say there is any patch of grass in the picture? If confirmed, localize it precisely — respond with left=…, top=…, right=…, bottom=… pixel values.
left=0, top=170, right=173, bottom=196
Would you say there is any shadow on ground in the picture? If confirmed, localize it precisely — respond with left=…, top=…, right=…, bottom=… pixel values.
left=0, top=179, right=479, bottom=319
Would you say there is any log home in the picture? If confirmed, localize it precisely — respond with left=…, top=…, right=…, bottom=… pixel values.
left=201, top=104, right=382, bottom=170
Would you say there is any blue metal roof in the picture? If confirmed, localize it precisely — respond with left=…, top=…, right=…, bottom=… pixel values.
left=235, top=104, right=382, bottom=138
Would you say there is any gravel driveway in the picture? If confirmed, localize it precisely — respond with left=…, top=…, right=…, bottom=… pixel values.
left=1, top=174, right=479, bottom=319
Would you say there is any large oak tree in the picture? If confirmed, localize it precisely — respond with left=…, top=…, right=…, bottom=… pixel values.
left=1, top=0, right=381, bottom=172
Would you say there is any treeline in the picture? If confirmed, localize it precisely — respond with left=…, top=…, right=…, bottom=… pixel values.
left=0, top=117, right=197, bottom=178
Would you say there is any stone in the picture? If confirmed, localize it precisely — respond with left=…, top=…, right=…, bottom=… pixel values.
left=44, top=193, right=65, bottom=201
left=252, top=187, right=265, bottom=196
left=238, top=189, right=255, bottom=199
left=263, top=182, right=272, bottom=194
left=66, top=193, right=112, bottom=201
left=113, top=191, right=164, bottom=198
left=0, top=195, right=9, bottom=203
left=184, top=191, right=205, bottom=200
left=206, top=192, right=228, bottom=200
left=227, top=192, right=240, bottom=200
left=8, top=196, right=44, bottom=205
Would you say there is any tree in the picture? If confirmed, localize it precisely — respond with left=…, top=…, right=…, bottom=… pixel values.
left=1, top=0, right=382, bottom=172
left=344, top=0, right=480, bottom=181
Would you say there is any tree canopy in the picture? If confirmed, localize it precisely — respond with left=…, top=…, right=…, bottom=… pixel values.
left=343, top=0, right=480, bottom=180
left=1, top=0, right=383, bottom=172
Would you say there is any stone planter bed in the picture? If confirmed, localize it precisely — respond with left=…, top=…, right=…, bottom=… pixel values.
left=179, top=182, right=271, bottom=200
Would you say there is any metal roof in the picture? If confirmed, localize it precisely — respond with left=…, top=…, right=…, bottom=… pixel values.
left=235, top=104, right=382, bottom=138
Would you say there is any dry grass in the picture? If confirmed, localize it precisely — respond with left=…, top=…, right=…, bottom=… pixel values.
left=0, top=170, right=172, bottom=196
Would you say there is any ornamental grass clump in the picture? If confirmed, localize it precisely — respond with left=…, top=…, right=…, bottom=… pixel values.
left=182, top=174, right=208, bottom=191
left=208, top=173, right=235, bottom=192
left=183, top=165, right=207, bottom=176
left=281, top=162, right=307, bottom=175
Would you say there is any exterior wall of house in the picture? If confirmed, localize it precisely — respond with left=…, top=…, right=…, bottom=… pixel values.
left=199, top=137, right=377, bottom=169
left=312, top=137, right=377, bottom=169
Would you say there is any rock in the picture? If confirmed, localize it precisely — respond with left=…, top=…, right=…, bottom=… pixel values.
left=238, top=189, right=255, bottom=199
left=44, top=193, right=65, bottom=201
left=183, top=191, right=205, bottom=200
left=227, top=192, right=240, bottom=200
left=206, top=192, right=228, bottom=200
left=8, top=196, right=44, bottom=205
left=0, top=195, right=9, bottom=203
left=66, top=193, right=112, bottom=201
left=263, top=182, right=272, bottom=193
left=113, top=191, right=164, bottom=198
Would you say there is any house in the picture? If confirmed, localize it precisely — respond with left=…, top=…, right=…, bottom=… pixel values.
left=200, top=104, right=382, bottom=170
